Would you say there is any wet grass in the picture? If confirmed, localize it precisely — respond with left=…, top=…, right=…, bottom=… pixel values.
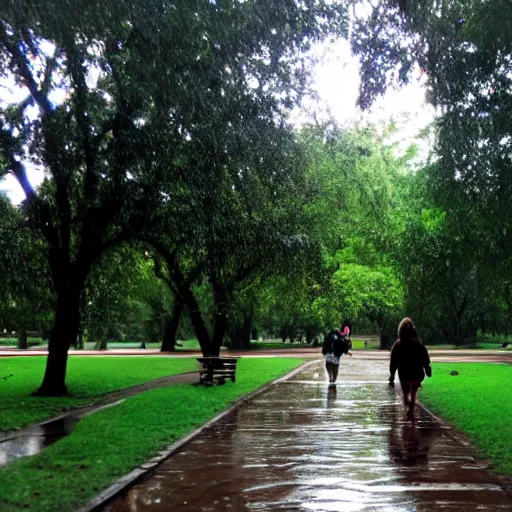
left=0, top=356, right=199, bottom=431
left=0, top=357, right=304, bottom=512
left=421, top=362, right=512, bottom=474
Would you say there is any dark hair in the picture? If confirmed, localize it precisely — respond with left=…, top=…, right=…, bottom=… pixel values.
left=398, top=317, right=419, bottom=344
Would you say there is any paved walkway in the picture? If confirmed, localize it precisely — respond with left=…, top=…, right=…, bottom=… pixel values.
left=104, top=359, right=510, bottom=512
left=1, top=347, right=511, bottom=364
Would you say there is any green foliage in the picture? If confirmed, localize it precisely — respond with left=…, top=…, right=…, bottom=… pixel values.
left=82, top=247, right=170, bottom=347
left=0, top=358, right=304, bottom=512
left=303, top=125, right=407, bottom=338
left=422, top=363, right=512, bottom=474
left=0, top=196, right=53, bottom=344
left=351, top=1, right=512, bottom=343
left=0, top=357, right=199, bottom=431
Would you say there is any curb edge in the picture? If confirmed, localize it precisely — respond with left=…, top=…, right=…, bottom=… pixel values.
left=78, top=358, right=320, bottom=512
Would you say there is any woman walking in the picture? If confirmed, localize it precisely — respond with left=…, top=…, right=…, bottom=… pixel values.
left=322, top=325, right=352, bottom=384
left=389, top=317, right=432, bottom=417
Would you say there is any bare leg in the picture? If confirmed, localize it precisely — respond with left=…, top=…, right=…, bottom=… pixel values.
left=400, top=379, right=410, bottom=406
left=332, top=363, right=339, bottom=383
left=326, top=362, right=334, bottom=382
left=409, top=385, right=419, bottom=411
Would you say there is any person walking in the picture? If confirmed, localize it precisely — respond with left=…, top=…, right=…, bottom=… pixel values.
left=389, top=317, right=432, bottom=418
left=322, top=325, right=352, bottom=384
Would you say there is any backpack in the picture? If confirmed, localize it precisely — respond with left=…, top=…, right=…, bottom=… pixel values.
left=324, top=330, right=351, bottom=357
left=339, top=333, right=352, bottom=353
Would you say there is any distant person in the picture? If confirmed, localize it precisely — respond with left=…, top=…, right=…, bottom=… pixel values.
left=322, top=325, right=352, bottom=384
left=389, top=317, right=432, bottom=418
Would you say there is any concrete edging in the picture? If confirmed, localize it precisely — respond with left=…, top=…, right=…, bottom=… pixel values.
left=78, top=359, right=320, bottom=512
left=417, top=401, right=512, bottom=499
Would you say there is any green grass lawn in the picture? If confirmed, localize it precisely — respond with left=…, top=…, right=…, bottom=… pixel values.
left=0, top=356, right=199, bottom=431
left=350, top=338, right=380, bottom=350
left=421, top=362, right=512, bottom=474
left=0, top=357, right=304, bottom=512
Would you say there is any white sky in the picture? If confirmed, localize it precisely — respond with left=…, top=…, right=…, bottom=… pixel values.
left=0, top=39, right=435, bottom=204
left=294, top=39, right=435, bottom=143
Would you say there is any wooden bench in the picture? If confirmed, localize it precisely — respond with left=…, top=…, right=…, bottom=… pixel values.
left=197, top=357, right=239, bottom=386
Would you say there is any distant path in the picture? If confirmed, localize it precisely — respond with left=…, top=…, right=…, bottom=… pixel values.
left=103, top=359, right=511, bottom=511
left=1, top=347, right=511, bottom=364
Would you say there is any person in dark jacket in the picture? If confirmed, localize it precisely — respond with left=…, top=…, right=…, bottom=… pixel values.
left=322, top=325, right=352, bottom=383
left=389, top=317, right=431, bottom=416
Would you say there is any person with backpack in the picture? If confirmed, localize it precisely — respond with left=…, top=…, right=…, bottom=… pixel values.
left=389, top=317, right=432, bottom=418
left=322, top=325, right=353, bottom=383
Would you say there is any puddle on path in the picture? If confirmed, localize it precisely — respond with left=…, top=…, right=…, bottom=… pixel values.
left=0, top=371, right=199, bottom=466
left=103, top=359, right=511, bottom=512
left=0, top=399, right=123, bottom=466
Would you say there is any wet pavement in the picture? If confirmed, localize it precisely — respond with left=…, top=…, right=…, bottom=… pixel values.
left=103, top=359, right=511, bottom=512
left=0, top=371, right=199, bottom=466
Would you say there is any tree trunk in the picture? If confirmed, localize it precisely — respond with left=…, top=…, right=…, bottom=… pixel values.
left=241, top=315, right=252, bottom=349
left=161, top=300, right=184, bottom=352
left=377, top=319, right=390, bottom=350
left=379, top=331, right=390, bottom=350
left=95, top=338, right=108, bottom=350
left=229, top=315, right=252, bottom=349
left=211, top=282, right=229, bottom=355
left=211, top=312, right=227, bottom=355
left=179, top=286, right=214, bottom=355
left=35, top=283, right=82, bottom=396
left=17, top=329, right=28, bottom=349
left=76, top=327, right=84, bottom=350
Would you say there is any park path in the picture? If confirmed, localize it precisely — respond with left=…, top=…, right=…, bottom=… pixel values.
left=1, top=347, right=511, bottom=364
left=104, top=359, right=511, bottom=512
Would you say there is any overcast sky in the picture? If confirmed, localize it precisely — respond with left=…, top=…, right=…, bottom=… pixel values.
left=0, top=39, right=435, bottom=204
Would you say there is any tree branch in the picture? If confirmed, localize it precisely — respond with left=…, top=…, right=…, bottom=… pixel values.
left=0, top=129, right=37, bottom=202
left=0, top=23, right=53, bottom=116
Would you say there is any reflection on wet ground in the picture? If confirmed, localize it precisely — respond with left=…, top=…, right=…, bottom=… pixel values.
left=104, top=359, right=511, bottom=511
left=0, top=399, right=123, bottom=466
left=0, top=371, right=199, bottom=467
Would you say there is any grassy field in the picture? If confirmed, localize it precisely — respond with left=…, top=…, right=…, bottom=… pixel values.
left=421, top=362, right=512, bottom=474
left=0, top=358, right=304, bottom=512
left=0, top=356, right=200, bottom=431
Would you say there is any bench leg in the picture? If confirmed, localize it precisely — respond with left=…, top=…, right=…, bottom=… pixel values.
left=206, top=364, right=214, bottom=385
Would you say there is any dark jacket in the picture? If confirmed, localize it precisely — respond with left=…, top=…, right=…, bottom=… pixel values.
left=322, top=331, right=350, bottom=358
left=390, top=339, right=431, bottom=382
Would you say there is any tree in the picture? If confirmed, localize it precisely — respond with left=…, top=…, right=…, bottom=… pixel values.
left=351, top=1, right=512, bottom=310
left=147, top=125, right=320, bottom=355
left=81, top=246, right=171, bottom=349
left=296, top=124, right=409, bottom=345
left=0, top=195, right=53, bottom=347
left=0, top=0, right=347, bottom=394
